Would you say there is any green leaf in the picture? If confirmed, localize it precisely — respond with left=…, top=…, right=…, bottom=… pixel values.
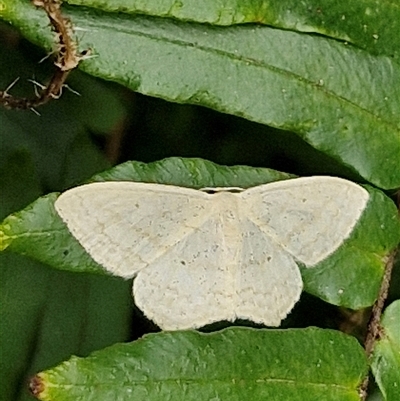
left=30, top=327, right=368, bottom=401
left=1, top=158, right=399, bottom=312
left=1, top=1, right=400, bottom=189
left=88, top=157, right=295, bottom=188
left=65, top=0, right=400, bottom=62
left=371, top=300, right=400, bottom=401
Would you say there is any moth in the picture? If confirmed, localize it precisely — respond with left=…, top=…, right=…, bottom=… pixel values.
left=55, top=176, right=369, bottom=330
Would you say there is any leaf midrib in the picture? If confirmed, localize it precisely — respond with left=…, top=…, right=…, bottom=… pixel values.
left=48, top=376, right=354, bottom=390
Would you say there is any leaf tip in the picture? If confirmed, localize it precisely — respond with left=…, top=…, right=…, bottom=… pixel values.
left=29, top=374, right=46, bottom=400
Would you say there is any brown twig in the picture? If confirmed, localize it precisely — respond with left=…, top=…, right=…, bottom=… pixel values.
left=359, top=247, right=398, bottom=399
left=32, top=0, right=80, bottom=71
left=0, top=0, right=83, bottom=111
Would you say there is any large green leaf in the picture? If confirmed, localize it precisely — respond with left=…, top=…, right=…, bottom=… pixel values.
left=1, top=158, right=399, bottom=313
left=1, top=0, right=400, bottom=189
left=65, top=0, right=400, bottom=62
left=371, top=300, right=400, bottom=401
left=30, top=327, right=368, bottom=401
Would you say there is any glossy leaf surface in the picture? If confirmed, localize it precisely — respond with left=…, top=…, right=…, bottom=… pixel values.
left=31, top=327, right=368, bottom=401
